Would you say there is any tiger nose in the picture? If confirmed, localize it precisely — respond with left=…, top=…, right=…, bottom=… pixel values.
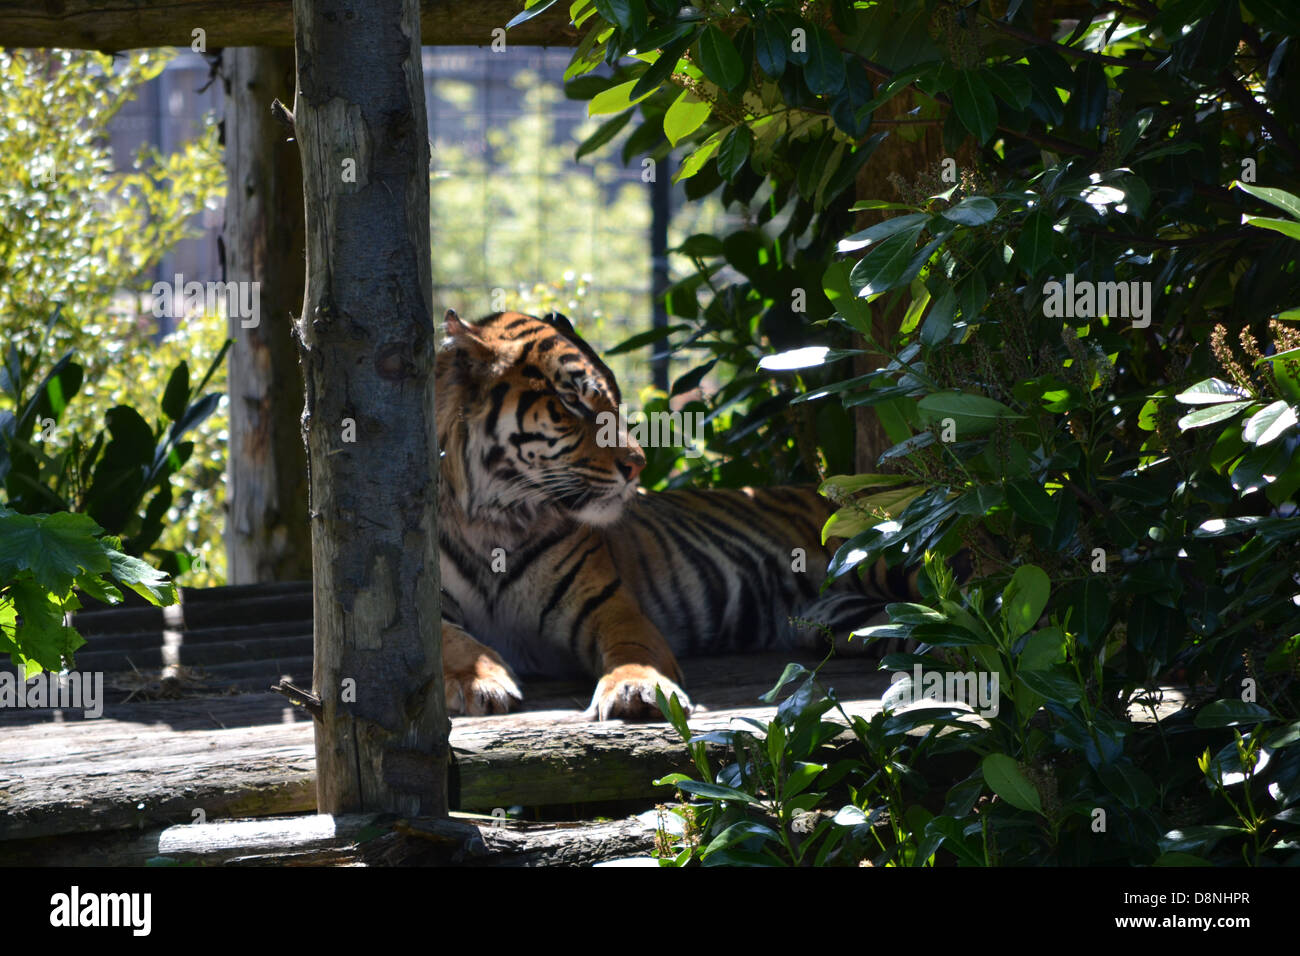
left=617, top=447, right=645, bottom=482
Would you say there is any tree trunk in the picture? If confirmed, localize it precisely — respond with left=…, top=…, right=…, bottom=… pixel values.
left=292, top=0, right=447, bottom=817
left=222, top=46, right=311, bottom=584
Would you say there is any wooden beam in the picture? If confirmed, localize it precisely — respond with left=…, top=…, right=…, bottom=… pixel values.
left=0, top=812, right=660, bottom=866
left=0, top=2, right=580, bottom=51
left=0, top=691, right=889, bottom=842
left=0, top=678, right=1197, bottom=847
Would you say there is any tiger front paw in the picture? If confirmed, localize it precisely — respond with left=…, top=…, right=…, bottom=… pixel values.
left=444, top=649, right=523, bottom=716
left=584, top=664, right=693, bottom=722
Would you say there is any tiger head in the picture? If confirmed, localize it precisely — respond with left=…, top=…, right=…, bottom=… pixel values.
left=436, top=310, right=645, bottom=530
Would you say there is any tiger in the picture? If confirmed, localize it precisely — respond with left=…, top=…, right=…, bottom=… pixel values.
left=436, top=309, right=916, bottom=721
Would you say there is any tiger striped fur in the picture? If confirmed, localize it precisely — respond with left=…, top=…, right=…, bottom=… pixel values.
left=436, top=310, right=915, bottom=720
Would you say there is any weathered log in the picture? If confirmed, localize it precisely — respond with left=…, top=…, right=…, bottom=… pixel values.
left=0, top=680, right=1195, bottom=850
left=0, top=812, right=660, bottom=866
left=0, top=688, right=890, bottom=843
left=0, top=2, right=581, bottom=51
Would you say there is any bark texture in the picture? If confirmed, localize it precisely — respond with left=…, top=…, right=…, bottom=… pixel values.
left=293, top=0, right=447, bottom=816
left=222, top=46, right=312, bottom=584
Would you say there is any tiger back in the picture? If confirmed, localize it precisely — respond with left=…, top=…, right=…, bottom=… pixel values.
left=435, top=309, right=913, bottom=720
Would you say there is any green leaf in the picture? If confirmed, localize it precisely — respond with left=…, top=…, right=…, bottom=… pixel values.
left=784, top=761, right=825, bottom=799
left=1097, top=760, right=1157, bottom=809
left=924, top=815, right=985, bottom=866
left=850, top=199, right=919, bottom=213
left=1065, top=60, right=1107, bottom=133
left=0, top=510, right=110, bottom=594
left=702, top=821, right=781, bottom=857
left=629, top=33, right=696, bottom=100
left=804, top=24, right=846, bottom=96
left=753, top=16, right=788, bottom=77
left=4, top=578, right=84, bottom=675
left=107, top=548, right=177, bottom=606
left=1194, top=700, right=1272, bottom=728
left=160, top=361, right=189, bottom=423
left=920, top=288, right=957, bottom=346
left=670, top=359, right=718, bottom=397
left=663, top=90, right=712, bottom=146
left=979, top=65, right=1032, bottom=109
left=1175, top=377, right=1251, bottom=404
left=674, top=779, right=766, bottom=806
left=830, top=60, right=874, bottom=137
left=1242, top=216, right=1300, bottom=241
left=672, top=130, right=724, bottom=182
left=697, top=26, right=744, bottom=92
left=1018, top=627, right=1066, bottom=670
left=759, top=661, right=813, bottom=703
left=592, top=0, right=640, bottom=33
left=951, top=69, right=997, bottom=144
left=838, top=213, right=931, bottom=253
left=575, top=109, right=633, bottom=160
left=941, top=196, right=997, bottom=226
left=1073, top=579, right=1110, bottom=647
left=1002, top=564, right=1050, bottom=639
left=1005, top=480, right=1055, bottom=528
left=885, top=602, right=946, bottom=625
left=716, top=125, right=753, bottom=180
left=506, top=0, right=560, bottom=29
left=1233, top=181, right=1300, bottom=220
left=1017, top=210, right=1055, bottom=274
left=1177, top=401, right=1251, bottom=430
left=588, top=79, right=655, bottom=116
left=1242, top=400, right=1298, bottom=445
left=917, top=391, right=1020, bottom=436
left=1160, top=825, right=1245, bottom=855
left=1017, top=666, right=1081, bottom=705
left=606, top=323, right=688, bottom=356
left=848, top=223, right=926, bottom=295
left=981, top=754, right=1042, bottom=814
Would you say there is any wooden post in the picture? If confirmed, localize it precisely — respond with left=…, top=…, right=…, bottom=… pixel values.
left=292, top=0, right=447, bottom=816
left=222, top=46, right=312, bottom=584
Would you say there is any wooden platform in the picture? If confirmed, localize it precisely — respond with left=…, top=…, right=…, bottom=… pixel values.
left=0, top=582, right=897, bottom=862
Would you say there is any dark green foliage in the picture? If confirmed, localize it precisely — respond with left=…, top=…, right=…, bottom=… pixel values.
left=547, top=0, right=1300, bottom=865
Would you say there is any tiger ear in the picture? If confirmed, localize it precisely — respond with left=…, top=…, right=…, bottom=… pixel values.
left=542, top=311, right=575, bottom=336
left=442, top=310, right=493, bottom=361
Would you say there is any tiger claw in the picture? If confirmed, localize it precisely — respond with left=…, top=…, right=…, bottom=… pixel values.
left=584, top=665, right=693, bottom=721
left=444, top=653, right=523, bottom=716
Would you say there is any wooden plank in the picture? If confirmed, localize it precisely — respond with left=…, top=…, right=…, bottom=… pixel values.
left=0, top=659, right=1195, bottom=850
left=0, top=654, right=894, bottom=843
left=0, top=2, right=581, bottom=51
left=0, top=812, right=660, bottom=866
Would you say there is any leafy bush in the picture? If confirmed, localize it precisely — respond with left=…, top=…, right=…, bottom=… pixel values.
left=0, top=313, right=228, bottom=570
left=0, top=49, right=228, bottom=586
left=546, top=0, right=1300, bottom=864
